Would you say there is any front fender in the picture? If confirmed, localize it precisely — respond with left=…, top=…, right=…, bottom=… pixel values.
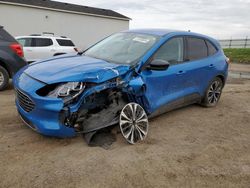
left=128, top=76, right=146, bottom=96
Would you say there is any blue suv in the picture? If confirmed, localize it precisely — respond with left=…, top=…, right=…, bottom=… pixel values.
left=14, top=29, right=229, bottom=144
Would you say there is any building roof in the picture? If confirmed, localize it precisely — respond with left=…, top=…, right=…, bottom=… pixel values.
left=0, top=0, right=130, bottom=20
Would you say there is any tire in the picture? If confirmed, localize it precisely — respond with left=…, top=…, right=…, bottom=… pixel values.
left=201, top=77, right=223, bottom=107
left=0, top=66, right=9, bottom=91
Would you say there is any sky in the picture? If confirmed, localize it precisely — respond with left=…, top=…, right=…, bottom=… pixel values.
left=56, top=0, right=250, bottom=39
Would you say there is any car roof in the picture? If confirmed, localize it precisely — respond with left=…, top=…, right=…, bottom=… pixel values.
left=124, top=29, right=182, bottom=36
left=125, top=28, right=215, bottom=39
left=124, top=28, right=219, bottom=46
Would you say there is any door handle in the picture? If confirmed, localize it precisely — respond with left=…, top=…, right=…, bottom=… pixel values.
left=209, top=64, right=214, bottom=68
left=177, top=70, right=185, bottom=75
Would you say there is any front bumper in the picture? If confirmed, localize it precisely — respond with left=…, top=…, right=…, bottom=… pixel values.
left=14, top=72, right=75, bottom=138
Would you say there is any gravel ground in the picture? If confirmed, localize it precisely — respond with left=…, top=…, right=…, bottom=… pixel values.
left=0, top=64, right=250, bottom=187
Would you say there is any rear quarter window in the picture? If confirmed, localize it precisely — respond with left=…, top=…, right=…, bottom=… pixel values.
left=206, top=40, right=218, bottom=56
left=0, top=28, right=16, bottom=42
left=17, top=38, right=32, bottom=47
left=186, top=37, right=207, bottom=61
left=56, top=39, right=75, bottom=46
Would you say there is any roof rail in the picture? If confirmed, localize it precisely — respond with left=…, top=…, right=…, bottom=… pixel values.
left=42, top=32, right=54, bottom=36
left=60, top=36, right=67, bottom=38
left=30, top=34, right=41, bottom=36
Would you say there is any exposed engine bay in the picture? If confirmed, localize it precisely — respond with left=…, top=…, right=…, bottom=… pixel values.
left=60, top=87, right=127, bottom=145
left=76, top=89, right=127, bottom=144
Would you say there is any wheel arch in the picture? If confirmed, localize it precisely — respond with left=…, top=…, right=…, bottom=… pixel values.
left=0, top=59, right=11, bottom=78
left=216, top=74, right=225, bottom=87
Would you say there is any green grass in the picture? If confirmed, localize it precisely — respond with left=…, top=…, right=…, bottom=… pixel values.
left=223, top=48, right=250, bottom=64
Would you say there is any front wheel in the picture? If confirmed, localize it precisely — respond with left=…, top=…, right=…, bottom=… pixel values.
left=202, top=77, right=223, bottom=107
left=119, top=103, right=149, bottom=144
left=0, top=66, right=9, bottom=91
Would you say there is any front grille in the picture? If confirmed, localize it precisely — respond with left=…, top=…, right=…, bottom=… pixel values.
left=16, top=89, right=35, bottom=113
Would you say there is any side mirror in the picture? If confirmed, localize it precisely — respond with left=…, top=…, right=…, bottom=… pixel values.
left=147, top=59, right=170, bottom=71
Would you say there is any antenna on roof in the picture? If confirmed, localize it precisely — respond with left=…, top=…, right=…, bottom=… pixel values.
left=188, top=30, right=191, bottom=32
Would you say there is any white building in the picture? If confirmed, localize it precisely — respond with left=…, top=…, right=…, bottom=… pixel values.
left=0, top=0, right=130, bottom=49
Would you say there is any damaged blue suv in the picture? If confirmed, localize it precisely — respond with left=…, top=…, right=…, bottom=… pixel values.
left=14, top=29, right=228, bottom=144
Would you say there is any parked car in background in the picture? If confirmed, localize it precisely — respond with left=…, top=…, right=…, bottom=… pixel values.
left=16, top=34, right=78, bottom=62
left=0, top=26, right=27, bottom=91
left=14, top=29, right=229, bottom=144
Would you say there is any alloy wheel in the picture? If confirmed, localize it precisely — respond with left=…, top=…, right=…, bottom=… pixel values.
left=119, top=103, right=149, bottom=144
left=207, top=80, right=222, bottom=105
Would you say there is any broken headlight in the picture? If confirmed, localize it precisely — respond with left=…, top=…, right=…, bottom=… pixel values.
left=47, top=82, right=85, bottom=103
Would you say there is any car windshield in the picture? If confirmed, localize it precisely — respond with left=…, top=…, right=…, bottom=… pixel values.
left=84, top=32, right=160, bottom=65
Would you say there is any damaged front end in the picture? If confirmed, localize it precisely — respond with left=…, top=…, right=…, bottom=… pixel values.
left=64, top=88, right=127, bottom=144
left=57, top=73, right=149, bottom=145
left=14, top=61, right=150, bottom=145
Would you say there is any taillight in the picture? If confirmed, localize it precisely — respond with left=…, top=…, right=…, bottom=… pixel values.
left=74, top=47, right=78, bottom=52
left=10, top=43, right=24, bottom=57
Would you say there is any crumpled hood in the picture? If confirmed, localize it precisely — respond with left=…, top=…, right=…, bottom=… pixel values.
left=24, top=55, right=130, bottom=84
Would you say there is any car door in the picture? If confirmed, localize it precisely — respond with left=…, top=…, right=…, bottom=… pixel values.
left=32, top=38, right=54, bottom=61
left=182, top=36, right=212, bottom=97
left=140, top=37, right=187, bottom=115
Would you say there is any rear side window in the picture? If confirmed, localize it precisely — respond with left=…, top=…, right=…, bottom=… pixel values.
left=33, top=38, right=53, bottom=47
left=186, top=37, right=207, bottom=61
left=206, top=40, right=217, bottom=56
left=17, top=38, right=32, bottom=47
left=56, top=39, right=75, bottom=46
left=0, top=28, right=16, bottom=42
left=153, top=37, right=184, bottom=64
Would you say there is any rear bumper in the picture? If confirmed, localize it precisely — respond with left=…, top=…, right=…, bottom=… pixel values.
left=14, top=72, right=76, bottom=138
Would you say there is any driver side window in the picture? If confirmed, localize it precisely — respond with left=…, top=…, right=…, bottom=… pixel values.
left=152, top=37, right=184, bottom=65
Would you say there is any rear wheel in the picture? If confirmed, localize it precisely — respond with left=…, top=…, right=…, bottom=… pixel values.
left=0, top=66, right=9, bottom=91
left=202, top=77, right=223, bottom=107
